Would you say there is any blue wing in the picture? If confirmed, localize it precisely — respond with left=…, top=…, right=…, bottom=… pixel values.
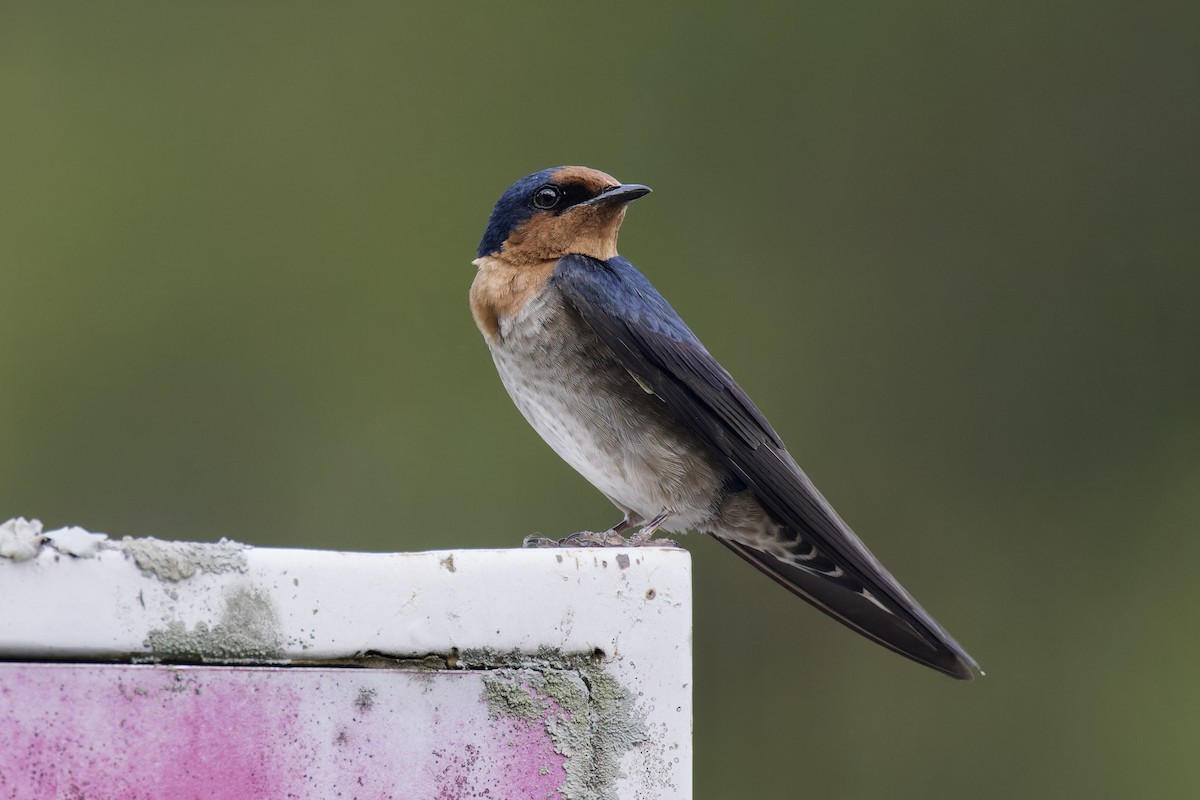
left=551, top=253, right=978, bottom=679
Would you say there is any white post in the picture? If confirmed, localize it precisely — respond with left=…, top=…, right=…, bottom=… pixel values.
left=0, top=520, right=692, bottom=800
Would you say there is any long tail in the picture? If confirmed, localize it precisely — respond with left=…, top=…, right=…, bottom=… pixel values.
left=715, top=532, right=979, bottom=680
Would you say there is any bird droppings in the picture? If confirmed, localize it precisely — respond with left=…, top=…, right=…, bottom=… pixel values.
left=615, top=553, right=630, bottom=570
left=0, top=518, right=44, bottom=561
left=144, top=587, right=284, bottom=664
left=477, top=648, right=649, bottom=800
left=116, top=536, right=248, bottom=582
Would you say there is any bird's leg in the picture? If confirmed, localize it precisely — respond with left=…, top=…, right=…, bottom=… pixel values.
left=628, top=510, right=679, bottom=547
left=555, top=513, right=645, bottom=547
left=606, top=513, right=644, bottom=535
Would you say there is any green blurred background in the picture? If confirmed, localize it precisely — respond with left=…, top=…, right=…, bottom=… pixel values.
left=3, top=1, right=1198, bottom=797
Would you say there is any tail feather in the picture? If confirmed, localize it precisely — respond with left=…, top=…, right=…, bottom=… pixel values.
left=716, top=535, right=978, bottom=680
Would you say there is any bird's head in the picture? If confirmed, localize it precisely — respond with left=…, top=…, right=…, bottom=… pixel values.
left=476, top=166, right=651, bottom=266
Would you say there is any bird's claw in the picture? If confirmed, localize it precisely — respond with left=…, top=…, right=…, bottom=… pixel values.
left=559, top=530, right=632, bottom=547
left=522, top=534, right=562, bottom=548
left=521, top=530, right=681, bottom=548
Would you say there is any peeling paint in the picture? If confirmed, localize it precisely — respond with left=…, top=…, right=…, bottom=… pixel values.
left=144, top=587, right=284, bottom=663
left=2, top=520, right=249, bottom=580
left=478, top=649, right=649, bottom=800
left=44, top=526, right=108, bottom=557
left=116, top=536, right=248, bottom=582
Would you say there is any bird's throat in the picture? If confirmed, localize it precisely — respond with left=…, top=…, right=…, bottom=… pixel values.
left=469, top=256, right=557, bottom=343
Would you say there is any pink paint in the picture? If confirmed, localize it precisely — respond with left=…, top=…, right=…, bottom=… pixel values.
left=0, top=663, right=565, bottom=800
left=492, top=716, right=569, bottom=800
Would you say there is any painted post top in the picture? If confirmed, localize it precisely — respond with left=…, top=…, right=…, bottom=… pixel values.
left=0, top=519, right=693, bottom=800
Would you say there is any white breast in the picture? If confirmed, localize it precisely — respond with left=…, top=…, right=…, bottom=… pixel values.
left=486, top=286, right=725, bottom=530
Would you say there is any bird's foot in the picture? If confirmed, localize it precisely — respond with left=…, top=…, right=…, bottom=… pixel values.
left=626, top=510, right=678, bottom=547
left=521, top=534, right=561, bottom=548
left=520, top=527, right=681, bottom=548
left=522, top=530, right=630, bottom=548
left=522, top=510, right=679, bottom=548
left=633, top=534, right=681, bottom=548
left=628, top=530, right=681, bottom=548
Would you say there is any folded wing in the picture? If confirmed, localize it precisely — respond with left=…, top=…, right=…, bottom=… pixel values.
left=551, top=253, right=978, bottom=679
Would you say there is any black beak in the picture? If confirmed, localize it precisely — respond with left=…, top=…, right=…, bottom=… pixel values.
left=584, top=183, right=652, bottom=207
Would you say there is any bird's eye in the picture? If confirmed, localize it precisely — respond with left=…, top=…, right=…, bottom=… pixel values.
left=532, top=184, right=562, bottom=210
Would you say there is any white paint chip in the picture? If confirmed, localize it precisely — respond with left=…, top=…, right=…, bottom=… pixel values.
left=44, top=526, right=109, bottom=558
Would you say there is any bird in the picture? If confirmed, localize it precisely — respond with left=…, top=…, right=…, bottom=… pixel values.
left=469, top=166, right=979, bottom=680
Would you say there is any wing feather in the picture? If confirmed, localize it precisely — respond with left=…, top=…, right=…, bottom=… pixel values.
left=552, top=254, right=978, bottom=678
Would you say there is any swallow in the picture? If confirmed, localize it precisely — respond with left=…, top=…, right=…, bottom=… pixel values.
left=469, top=166, right=979, bottom=679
